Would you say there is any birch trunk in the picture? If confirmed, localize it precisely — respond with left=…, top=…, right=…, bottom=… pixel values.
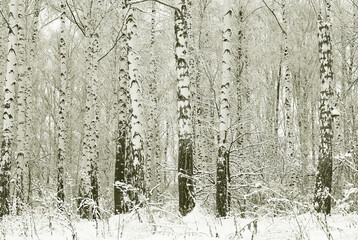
left=127, top=5, right=146, bottom=200
left=79, top=2, right=96, bottom=218
left=114, top=2, right=129, bottom=214
left=314, top=2, right=334, bottom=214
left=217, top=0, right=232, bottom=217
left=25, top=0, right=40, bottom=203
left=175, top=0, right=195, bottom=216
left=15, top=0, right=28, bottom=210
left=0, top=0, right=18, bottom=217
left=282, top=0, right=294, bottom=160
left=147, top=1, right=161, bottom=201
left=57, top=0, right=66, bottom=209
left=0, top=0, right=5, bottom=139
left=91, top=11, right=100, bottom=216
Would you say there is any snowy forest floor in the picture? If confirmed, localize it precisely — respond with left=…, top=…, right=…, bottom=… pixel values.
left=2, top=205, right=358, bottom=240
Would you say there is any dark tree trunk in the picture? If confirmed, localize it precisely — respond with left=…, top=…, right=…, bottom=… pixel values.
left=115, top=136, right=126, bottom=214
left=217, top=146, right=229, bottom=217
left=178, top=139, right=195, bottom=215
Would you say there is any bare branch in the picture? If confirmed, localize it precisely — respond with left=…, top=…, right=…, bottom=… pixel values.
left=97, top=8, right=130, bottom=62
left=130, top=0, right=183, bottom=18
left=261, top=0, right=286, bottom=35
left=242, top=6, right=265, bottom=23
left=0, top=10, right=11, bottom=30
left=66, top=0, right=86, bottom=35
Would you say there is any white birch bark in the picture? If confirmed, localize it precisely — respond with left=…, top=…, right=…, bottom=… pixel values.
left=281, top=0, right=294, bottom=160
left=127, top=6, right=145, bottom=195
left=217, top=0, right=232, bottom=217
left=114, top=2, right=129, bottom=213
left=25, top=0, right=40, bottom=203
left=90, top=10, right=100, bottom=211
left=147, top=1, right=161, bottom=200
left=0, top=0, right=5, bottom=139
left=57, top=0, right=66, bottom=209
left=175, top=0, right=195, bottom=216
left=79, top=3, right=94, bottom=218
left=15, top=0, right=28, bottom=208
left=0, top=0, right=18, bottom=217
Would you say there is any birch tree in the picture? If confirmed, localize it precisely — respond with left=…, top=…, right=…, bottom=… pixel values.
left=281, top=0, right=294, bottom=160
left=15, top=0, right=28, bottom=210
left=146, top=1, right=161, bottom=201
left=79, top=0, right=100, bottom=218
left=175, top=0, right=195, bottom=216
left=314, top=0, right=334, bottom=214
left=127, top=3, right=146, bottom=200
left=0, top=0, right=5, bottom=140
left=217, top=0, right=232, bottom=217
left=57, top=0, right=67, bottom=209
left=115, top=1, right=129, bottom=214
left=0, top=0, right=18, bottom=217
left=90, top=1, right=100, bottom=214
left=25, top=0, right=40, bottom=203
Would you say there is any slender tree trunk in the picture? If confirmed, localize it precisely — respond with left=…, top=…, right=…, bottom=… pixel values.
left=216, top=0, right=232, bottom=217
left=114, top=2, right=129, bottom=214
left=127, top=5, right=146, bottom=200
left=57, top=0, right=66, bottom=210
left=175, top=0, right=195, bottom=216
left=0, top=0, right=18, bottom=217
left=91, top=5, right=100, bottom=216
left=25, top=0, right=40, bottom=204
left=314, top=2, right=334, bottom=214
left=15, top=0, right=28, bottom=211
left=147, top=1, right=161, bottom=201
left=146, top=2, right=154, bottom=198
left=275, top=66, right=281, bottom=138
left=236, top=4, right=245, bottom=142
left=281, top=0, right=293, bottom=159
left=79, top=3, right=94, bottom=218
left=234, top=3, right=246, bottom=211
left=0, top=0, right=5, bottom=140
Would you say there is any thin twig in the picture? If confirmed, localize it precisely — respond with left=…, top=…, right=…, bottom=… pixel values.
left=242, top=6, right=265, bottom=23
left=66, top=0, right=86, bottom=35
left=130, top=0, right=183, bottom=18
left=97, top=8, right=130, bottom=62
left=0, top=10, right=11, bottom=30
left=261, top=0, right=286, bottom=35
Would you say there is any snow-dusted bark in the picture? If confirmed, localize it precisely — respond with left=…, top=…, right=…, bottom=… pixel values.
left=281, top=0, right=294, bottom=159
left=57, top=0, right=67, bottom=209
left=187, top=0, right=197, bottom=167
left=314, top=5, right=333, bottom=214
left=91, top=15, right=100, bottom=215
left=25, top=0, right=40, bottom=203
left=15, top=0, right=28, bottom=209
left=146, top=1, right=161, bottom=201
left=233, top=3, right=247, bottom=212
left=127, top=6, right=146, bottom=198
left=145, top=3, right=154, bottom=195
left=115, top=3, right=129, bottom=214
left=217, top=0, right=232, bottom=217
left=79, top=1, right=100, bottom=218
left=236, top=4, right=244, bottom=134
left=79, top=34, right=93, bottom=216
left=0, top=1, right=5, bottom=139
left=0, top=0, right=18, bottom=217
left=175, top=0, right=195, bottom=216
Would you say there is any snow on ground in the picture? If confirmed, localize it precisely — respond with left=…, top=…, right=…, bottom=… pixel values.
left=1, top=206, right=358, bottom=240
